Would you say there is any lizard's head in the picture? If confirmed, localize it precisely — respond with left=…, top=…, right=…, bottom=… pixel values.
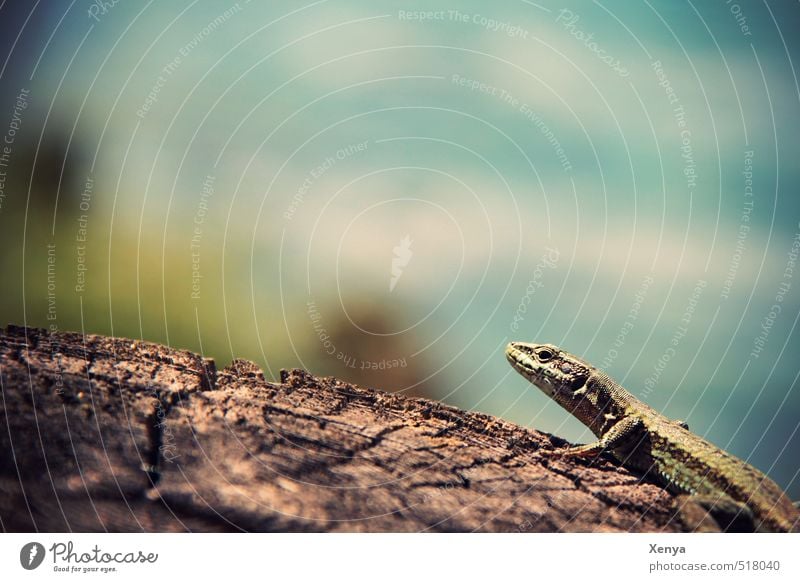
left=505, top=342, right=592, bottom=400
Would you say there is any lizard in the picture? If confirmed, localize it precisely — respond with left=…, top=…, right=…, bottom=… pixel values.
left=505, top=341, right=800, bottom=532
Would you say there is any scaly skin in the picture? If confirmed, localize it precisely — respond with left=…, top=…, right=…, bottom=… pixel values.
left=506, top=341, right=800, bottom=532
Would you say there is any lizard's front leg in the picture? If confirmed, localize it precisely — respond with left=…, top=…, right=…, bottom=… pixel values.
left=543, top=416, right=643, bottom=458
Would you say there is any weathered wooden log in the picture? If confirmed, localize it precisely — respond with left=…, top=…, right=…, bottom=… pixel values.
left=0, top=325, right=680, bottom=532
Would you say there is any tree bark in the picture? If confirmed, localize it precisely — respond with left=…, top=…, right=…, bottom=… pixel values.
left=0, top=325, right=681, bottom=532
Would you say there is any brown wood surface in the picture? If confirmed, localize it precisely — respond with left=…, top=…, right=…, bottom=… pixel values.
left=0, top=325, right=681, bottom=532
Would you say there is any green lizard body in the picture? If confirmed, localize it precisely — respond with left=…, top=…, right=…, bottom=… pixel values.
left=506, top=341, right=800, bottom=532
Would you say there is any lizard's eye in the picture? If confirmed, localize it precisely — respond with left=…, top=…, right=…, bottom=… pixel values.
left=535, top=348, right=554, bottom=362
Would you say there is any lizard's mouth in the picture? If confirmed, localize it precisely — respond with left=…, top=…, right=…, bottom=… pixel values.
left=505, top=344, right=539, bottom=377
left=505, top=344, right=523, bottom=367
left=506, top=343, right=560, bottom=396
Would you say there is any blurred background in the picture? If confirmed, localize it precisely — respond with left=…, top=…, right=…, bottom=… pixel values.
left=1, top=1, right=799, bottom=497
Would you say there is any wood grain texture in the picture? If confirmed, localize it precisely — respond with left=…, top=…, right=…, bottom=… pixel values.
left=0, top=325, right=681, bottom=532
